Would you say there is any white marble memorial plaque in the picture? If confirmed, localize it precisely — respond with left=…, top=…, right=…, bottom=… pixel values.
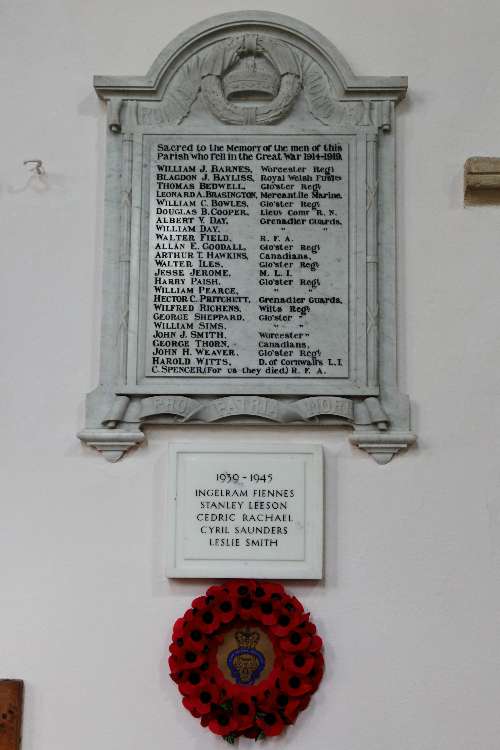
left=79, top=11, right=415, bottom=465
left=166, top=443, right=323, bottom=579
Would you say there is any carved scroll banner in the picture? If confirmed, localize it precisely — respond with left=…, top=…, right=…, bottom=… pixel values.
left=101, top=394, right=390, bottom=428
left=79, top=11, right=415, bottom=464
left=138, top=394, right=354, bottom=423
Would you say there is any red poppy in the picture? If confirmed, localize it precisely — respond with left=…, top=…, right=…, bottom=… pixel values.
left=307, top=655, right=325, bottom=692
left=170, top=641, right=206, bottom=670
left=186, top=681, right=220, bottom=715
left=270, top=608, right=301, bottom=637
left=282, top=697, right=302, bottom=723
left=280, top=629, right=312, bottom=653
left=183, top=606, right=199, bottom=624
left=168, top=653, right=181, bottom=675
left=226, top=580, right=257, bottom=599
left=194, top=607, right=221, bottom=635
left=172, top=616, right=186, bottom=639
left=281, top=595, right=305, bottom=617
left=232, top=693, right=256, bottom=730
left=270, top=689, right=302, bottom=723
left=213, top=594, right=237, bottom=624
left=171, top=657, right=209, bottom=683
left=237, top=592, right=258, bottom=621
left=313, top=651, right=325, bottom=671
left=207, top=582, right=230, bottom=596
left=310, top=634, right=323, bottom=652
left=302, top=618, right=317, bottom=635
left=256, top=711, right=285, bottom=737
left=183, top=623, right=207, bottom=652
left=252, top=581, right=283, bottom=605
left=191, top=594, right=218, bottom=611
left=269, top=588, right=286, bottom=604
left=298, top=695, right=311, bottom=712
left=208, top=710, right=239, bottom=736
left=284, top=652, right=315, bottom=675
left=178, top=670, right=204, bottom=696
left=256, top=597, right=281, bottom=626
left=253, top=684, right=274, bottom=709
left=252, top=583, right=269, bottom=601
left=281, top=672, right=313, bottom=697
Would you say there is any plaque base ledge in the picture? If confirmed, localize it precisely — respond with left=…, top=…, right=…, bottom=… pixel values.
left=77, top=428, right=145, bottom=463
left=349, top=431, right=416, bottom=464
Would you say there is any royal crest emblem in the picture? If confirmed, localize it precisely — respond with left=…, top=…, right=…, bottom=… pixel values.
left=227, top=628, right=266, bottom=685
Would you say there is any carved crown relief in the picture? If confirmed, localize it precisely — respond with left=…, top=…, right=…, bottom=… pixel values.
left=201, top=34, right=301, bottom=125
left=139, top=33, right=372, bottom=128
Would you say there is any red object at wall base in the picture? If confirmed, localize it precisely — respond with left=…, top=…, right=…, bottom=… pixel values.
left=0, top=681, right=23, bottom=750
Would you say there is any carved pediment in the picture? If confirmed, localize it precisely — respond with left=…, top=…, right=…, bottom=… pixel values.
left=138, top=32, right=377, bottom=128
left=94, top=11, right=407, bottom=132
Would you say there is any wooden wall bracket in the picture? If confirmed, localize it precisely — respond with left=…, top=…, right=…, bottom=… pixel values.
left=464, top=157, right=500, bottom=205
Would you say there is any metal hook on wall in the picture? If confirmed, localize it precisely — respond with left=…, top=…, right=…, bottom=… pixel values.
left=23, top=159, right=45, bottom=175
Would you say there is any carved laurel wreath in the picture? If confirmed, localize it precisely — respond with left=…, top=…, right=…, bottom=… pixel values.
left=200, top=33, right=301, bottom=125
left=139, top=33, right=372, bottom=128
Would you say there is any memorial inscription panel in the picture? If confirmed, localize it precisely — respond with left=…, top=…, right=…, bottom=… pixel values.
left=79, top=11, right=415, bottom=464
left=146, top=134, right=349, bottom=380
left=166, top=443, right=323, bottom=579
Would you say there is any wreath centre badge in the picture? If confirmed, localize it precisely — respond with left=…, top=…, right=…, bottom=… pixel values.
left=219, top=626, right=274, bottom=686
left=168, top=581, right=324, bottom=742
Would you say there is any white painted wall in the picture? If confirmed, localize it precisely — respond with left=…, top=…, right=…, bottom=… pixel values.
left=2, top=1, right=500, bottom=748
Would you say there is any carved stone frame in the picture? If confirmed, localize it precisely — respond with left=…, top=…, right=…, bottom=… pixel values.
left=78, top=11, right=415, bottom=464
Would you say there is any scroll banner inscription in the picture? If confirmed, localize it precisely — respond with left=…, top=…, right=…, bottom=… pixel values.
left=102, top=394, right=389, bottom=427
left=140, top=394, right=352, bottom=422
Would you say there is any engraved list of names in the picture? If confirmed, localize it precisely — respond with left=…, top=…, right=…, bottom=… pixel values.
left=147, top=134, right=350, bottom=379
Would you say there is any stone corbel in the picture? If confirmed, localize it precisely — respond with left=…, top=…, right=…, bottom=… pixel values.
left=77, top=428, right=144, bottom=463
left=349, top=431, right=416, bottom=464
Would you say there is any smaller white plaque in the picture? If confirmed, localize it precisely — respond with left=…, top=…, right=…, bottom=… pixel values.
left=166, top=443, right=323, bottom=579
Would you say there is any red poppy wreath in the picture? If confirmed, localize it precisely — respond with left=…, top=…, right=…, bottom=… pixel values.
left=168, top=580, right=324, bottom=742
